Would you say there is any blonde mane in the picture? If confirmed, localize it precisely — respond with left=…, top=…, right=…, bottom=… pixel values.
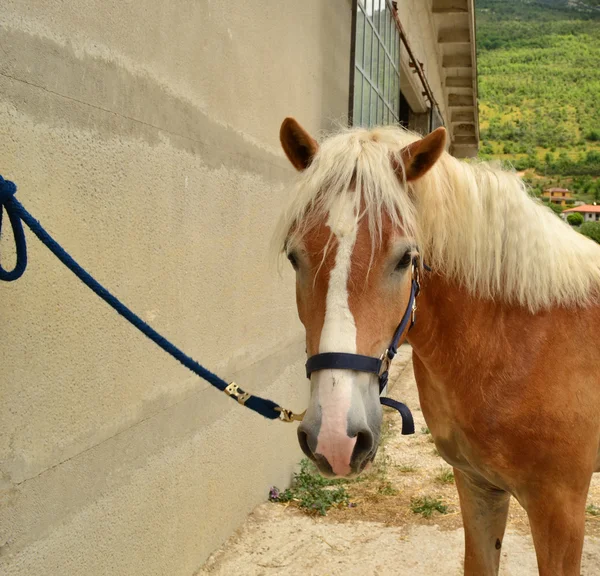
left=273, top=125, right=600, bottom=312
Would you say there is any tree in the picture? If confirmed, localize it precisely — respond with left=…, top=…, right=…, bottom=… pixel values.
left=476, top=3, right=600, bottom=179
left=567, top=212, right=584, bottom=226
left=585, top=130, right=600, bottom=142
left=580, top=222, right=600, bottom=244
left=545, top=202, right=564, bottom=216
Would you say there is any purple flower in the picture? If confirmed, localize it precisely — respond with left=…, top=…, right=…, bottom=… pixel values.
left=269, top=486, right=280, bottom=501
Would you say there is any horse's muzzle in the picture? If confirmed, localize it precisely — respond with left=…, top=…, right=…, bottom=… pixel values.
left=297, top=423, right=375, bottom=477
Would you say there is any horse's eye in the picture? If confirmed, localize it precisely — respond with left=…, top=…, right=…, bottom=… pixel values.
left=395, top=250, right=412, bottom=271
left=287, top=252, right=298, bottom=270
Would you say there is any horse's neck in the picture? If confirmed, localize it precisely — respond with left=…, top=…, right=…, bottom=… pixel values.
left=407, top=272, right=550, bottom=383
left=406, top=270, right=600, bottom=455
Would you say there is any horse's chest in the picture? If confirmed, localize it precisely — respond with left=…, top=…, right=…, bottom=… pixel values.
left=413, top=363, right=496, bottom=473
left=417, top=382, right=470, bottom=468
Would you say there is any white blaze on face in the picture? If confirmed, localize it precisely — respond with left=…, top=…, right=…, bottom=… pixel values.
left=314, top=197, right=359, bottom=476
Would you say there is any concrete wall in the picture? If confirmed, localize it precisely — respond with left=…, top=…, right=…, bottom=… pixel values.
left=398, top=0, right=449, bottom=128
left=0, top=1, right=352, bottom=574
left=398, top=0, right=480, bottom=157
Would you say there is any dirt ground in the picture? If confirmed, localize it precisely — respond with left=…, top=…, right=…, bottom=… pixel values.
left=198, top=345, right=600, bottom=575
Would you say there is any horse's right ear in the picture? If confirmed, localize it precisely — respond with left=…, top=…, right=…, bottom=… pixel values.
left=280, top=118, right=319, bottom=171
left=395, top=127, right=447, bottom=182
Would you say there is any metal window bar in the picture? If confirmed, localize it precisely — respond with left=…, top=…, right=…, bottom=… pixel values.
left=390, top=1, right=444, bottom=128
left=350, top=0, right=445, bottom=130
left=355, top=63, right=399, bottom=124
left=351, top=0, right=401, bottom=127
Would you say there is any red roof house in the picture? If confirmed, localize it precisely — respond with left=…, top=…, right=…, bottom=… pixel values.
left=562, top=204, right=600, bottom=222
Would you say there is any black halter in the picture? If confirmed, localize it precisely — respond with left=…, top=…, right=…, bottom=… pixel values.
left=304, top=256, right=422, bottom=435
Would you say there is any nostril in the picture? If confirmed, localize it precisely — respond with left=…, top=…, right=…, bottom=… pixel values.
left=297, top=428, right=314, bottom=460
left=353, top=429, right=374, bottom=465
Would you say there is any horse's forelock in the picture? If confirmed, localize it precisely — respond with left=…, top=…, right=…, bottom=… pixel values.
left=272, top=125, right=420, bottom=268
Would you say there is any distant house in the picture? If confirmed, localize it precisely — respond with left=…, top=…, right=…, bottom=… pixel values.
left=541, top=187, right=574, bottom=206
left=562, top=204, right=600, bottom=222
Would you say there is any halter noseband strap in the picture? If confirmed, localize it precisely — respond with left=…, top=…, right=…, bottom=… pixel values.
left=304, top=256, right=422, bottom=436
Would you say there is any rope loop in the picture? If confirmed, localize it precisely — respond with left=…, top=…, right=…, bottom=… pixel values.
left=0, top=175, right=17, bottom=201
left=0, top=175, right=27, bottom=281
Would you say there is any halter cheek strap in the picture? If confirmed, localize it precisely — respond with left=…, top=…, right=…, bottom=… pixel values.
left=305, top=258, right=421, bottom=436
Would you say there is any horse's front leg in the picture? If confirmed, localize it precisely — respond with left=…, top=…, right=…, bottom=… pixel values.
left=522, top=484, right=588, bottom=576
left=454, top=469, right=510, bottom=576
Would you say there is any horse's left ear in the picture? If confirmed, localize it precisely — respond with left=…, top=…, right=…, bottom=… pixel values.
left=280, top=117, right=319, bottom=171
left=396, top=127, right=447, bottom=182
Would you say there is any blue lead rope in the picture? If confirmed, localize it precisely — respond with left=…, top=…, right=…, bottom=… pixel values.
left=0, top=175, right=283, bottom=420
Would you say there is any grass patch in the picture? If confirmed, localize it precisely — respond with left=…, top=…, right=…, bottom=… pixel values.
left=587, top=504, right=600, bottom=516
left=397, top=464, right=418, bottom=473
left=432, top=447, right=441, bottom=457
left=377, top=481, right=398, bottom=496
left=435, top=468, right=455, bottom=485
left=269, top=459, right=352, bottom=516
left=410, top=496, right=449, bottom=518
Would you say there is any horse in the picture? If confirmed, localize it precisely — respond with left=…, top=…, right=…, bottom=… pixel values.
left=273, top=117, right=600, bottom=576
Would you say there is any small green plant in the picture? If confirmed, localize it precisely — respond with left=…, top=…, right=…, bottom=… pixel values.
left=567, top=212, right=584, bottom=226
left=377, top=481, right=398, bottom=496
left=269, top=459, right=351, bottom=516
left=586, top=504, right=600, bottom=516
left=397, top=464, right=417, bottom=473
left=410, top=496, right=449, bottom=518
left=435, top=468, right=455, bottom=485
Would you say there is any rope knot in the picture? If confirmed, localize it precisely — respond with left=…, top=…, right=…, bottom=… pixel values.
left=0, top=175, right=17, bottom=203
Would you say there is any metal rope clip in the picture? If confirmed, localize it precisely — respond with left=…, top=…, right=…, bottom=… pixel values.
left=379, top=349, right=392, bottom=377
left=224, top=382, right=251, bottom=405
left=275, top=407, right=306, bottom=423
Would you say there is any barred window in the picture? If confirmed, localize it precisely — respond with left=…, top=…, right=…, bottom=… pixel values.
left=352, top=0, right=401, bottom=127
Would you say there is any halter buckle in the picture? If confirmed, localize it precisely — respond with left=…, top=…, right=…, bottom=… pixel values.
left=379, top=349, right=392, bottom=377
left=275, top=407, right=306, bottom=423
left=411, top=257, right=420, bottom=324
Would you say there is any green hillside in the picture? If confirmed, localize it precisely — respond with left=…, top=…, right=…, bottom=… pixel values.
left=476, top=0, right=600, bottom=199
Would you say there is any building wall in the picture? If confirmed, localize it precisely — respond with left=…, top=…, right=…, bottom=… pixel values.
left=398, top=0, right=449, bottom=133
left=0, top=1, right=352, bottom=575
